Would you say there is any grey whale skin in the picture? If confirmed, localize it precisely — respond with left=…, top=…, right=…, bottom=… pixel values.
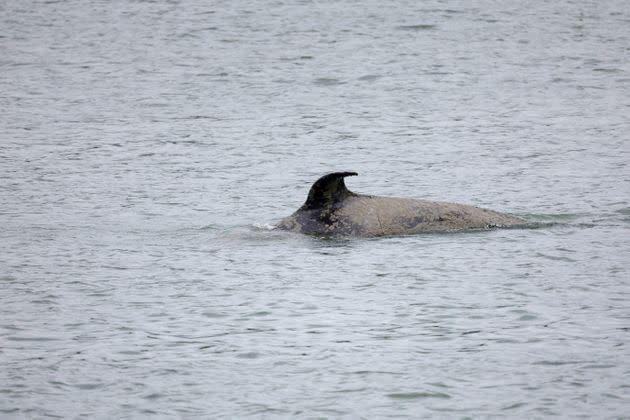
left=276, top=172, right=525, bottom=237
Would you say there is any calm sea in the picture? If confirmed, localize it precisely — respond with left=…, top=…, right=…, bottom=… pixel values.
left=2, top=0, right=629, bottom=417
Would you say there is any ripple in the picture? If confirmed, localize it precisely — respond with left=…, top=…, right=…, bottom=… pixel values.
left=313, top=78, right=345, bottom=86
left=396, top=24, right=436, bottom=31
left=6, top=336, right=60, bottom=342
left=387, top=391, right=451, bottom=399
left=502, top=402, right=527, bottom=410
left=351, top=370, right=402, bottom=376
left=535, top=252, right=577, bottom=263
left=533, top=360, right=585, bottom=366
left=237, top=352, right=260, bottom=359
left=74, top=383, right=104, bottom=390
left=246, top=311, right=271, bottom=317
left=593, top=68, right=621, bottom=73
left=202, top=311, right=228, bottom=318
left=357, top=74, right=382, bottom=82
left=0, top=409, right=19, bottom=414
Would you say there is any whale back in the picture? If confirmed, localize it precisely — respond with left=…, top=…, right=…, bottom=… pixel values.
left=338, top=195, right=524, bottom=236
left=277, top=172, right=525, bottom=236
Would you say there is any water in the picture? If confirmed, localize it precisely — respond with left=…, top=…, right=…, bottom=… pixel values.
left=2, top=0, right=630, bottom=417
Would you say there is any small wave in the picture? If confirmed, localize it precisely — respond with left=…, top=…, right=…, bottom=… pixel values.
left=252, top=222, right=276, bottom=231
left=206, top=223, right=292, bottom=247
left=396, top=24, right=437, bottom=31
left=387, top=391, right=451, bottom=399
left=522, top=211, right=629, bottom=228
left=313, top=77, right=345, bottom=86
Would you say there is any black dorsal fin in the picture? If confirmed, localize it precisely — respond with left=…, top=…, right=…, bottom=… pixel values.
left=301, top=172, right=358, bottom=210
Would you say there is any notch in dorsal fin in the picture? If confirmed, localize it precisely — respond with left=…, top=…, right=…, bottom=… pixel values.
left=301, top=172, right=358, bottom=210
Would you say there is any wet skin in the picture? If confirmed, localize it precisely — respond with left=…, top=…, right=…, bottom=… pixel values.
left=276, top=172, right=526, bottom=237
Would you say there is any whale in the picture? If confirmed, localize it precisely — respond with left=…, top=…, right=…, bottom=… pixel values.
left=276, top=172, right=526, bottom=237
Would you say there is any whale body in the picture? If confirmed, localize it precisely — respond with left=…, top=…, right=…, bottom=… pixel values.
left=276, top=172, right=525, bottom=237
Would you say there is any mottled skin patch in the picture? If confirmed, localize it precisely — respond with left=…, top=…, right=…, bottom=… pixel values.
left=290, top=208, right=364, bottom=236
left=277, top=172, right=525, bottom=237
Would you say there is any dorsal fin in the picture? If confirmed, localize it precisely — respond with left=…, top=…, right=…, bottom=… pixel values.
left=301, top=172, right=358, bottom=210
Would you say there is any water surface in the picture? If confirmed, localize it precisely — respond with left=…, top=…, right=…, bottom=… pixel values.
left=2, top=0, right=630, bottom=417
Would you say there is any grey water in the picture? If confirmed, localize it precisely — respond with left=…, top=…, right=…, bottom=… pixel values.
left=2, top=0, right=630, bottom=417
